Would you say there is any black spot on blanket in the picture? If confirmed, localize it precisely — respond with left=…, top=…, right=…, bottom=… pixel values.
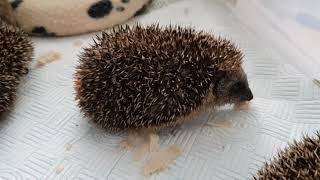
left=31, top=26, right=56, bottom=37
left=88, top=0, right=113, bottom=18
left=11, top=0, right=23, bottom=10
left=134, top=0, right=153, bottom=17
left=122, top=0, right=130, bottom=3
left=134, top=5, right=148, bottom=17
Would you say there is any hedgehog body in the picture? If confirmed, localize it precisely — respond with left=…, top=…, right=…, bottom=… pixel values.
left=0, top=12, right=33, bottom=114
left=0, top=21, right=32, bottom=77
left=255, top=133, right=320, bottom=179
left=75, top=25, right=253, bottom=131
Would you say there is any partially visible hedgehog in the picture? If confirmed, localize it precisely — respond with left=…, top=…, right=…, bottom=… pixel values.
left=0, top=0, right=33, bottom=115
left=255, top=132, right=320, bottom=179
left=75, top=25, right=253, bottom=131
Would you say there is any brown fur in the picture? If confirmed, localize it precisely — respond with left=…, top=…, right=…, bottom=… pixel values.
left=74, top=79, right=81, bottom=97
left=175, top=88, right=216, bottom=125
left=145, top=88, right=217, bottom=132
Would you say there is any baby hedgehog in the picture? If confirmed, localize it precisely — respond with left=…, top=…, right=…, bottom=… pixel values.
left=0, top=0, right=33, bottom=115
left=255, top=132, right=320, bottom=179
left=75, top=25, right=253, bottom=131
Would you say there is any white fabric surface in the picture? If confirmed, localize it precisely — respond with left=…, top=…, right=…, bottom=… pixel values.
left=1, top=0, right=320, bottom=179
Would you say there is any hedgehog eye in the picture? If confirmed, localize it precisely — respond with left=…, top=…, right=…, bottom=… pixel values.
left=214, top=71, right=226, bottom=85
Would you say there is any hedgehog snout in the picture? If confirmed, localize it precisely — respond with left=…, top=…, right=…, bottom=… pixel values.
left=241, top=88, right=253, bottom=101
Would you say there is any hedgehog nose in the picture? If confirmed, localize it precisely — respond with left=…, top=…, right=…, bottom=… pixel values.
left=244, top=89, right=253, bottom=101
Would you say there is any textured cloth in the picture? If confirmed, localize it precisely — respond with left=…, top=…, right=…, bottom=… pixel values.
left=10, top=0, right=150, bottom=36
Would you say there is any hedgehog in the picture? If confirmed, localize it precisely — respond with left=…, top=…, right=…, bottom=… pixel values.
left=255, top=132, right=320, bottom=179
left=0, top=0, right=33, bottom=115
left=75, top=25, right=253, bottom=131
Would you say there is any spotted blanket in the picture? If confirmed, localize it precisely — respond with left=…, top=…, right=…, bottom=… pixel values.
left=9, top=0, right=150, bottom=36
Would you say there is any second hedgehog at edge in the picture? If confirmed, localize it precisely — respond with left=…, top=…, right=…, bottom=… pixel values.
left=75, top=25, right=253, bottom=131
left=0, top=0, right=33, bottom=116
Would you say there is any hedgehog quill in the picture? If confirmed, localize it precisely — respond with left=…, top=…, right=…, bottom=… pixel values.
left=75, top=25, right=253, bottom=131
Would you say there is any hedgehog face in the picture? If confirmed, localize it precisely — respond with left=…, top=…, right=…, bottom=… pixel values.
left=215, top=68, right=253, bottom=105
